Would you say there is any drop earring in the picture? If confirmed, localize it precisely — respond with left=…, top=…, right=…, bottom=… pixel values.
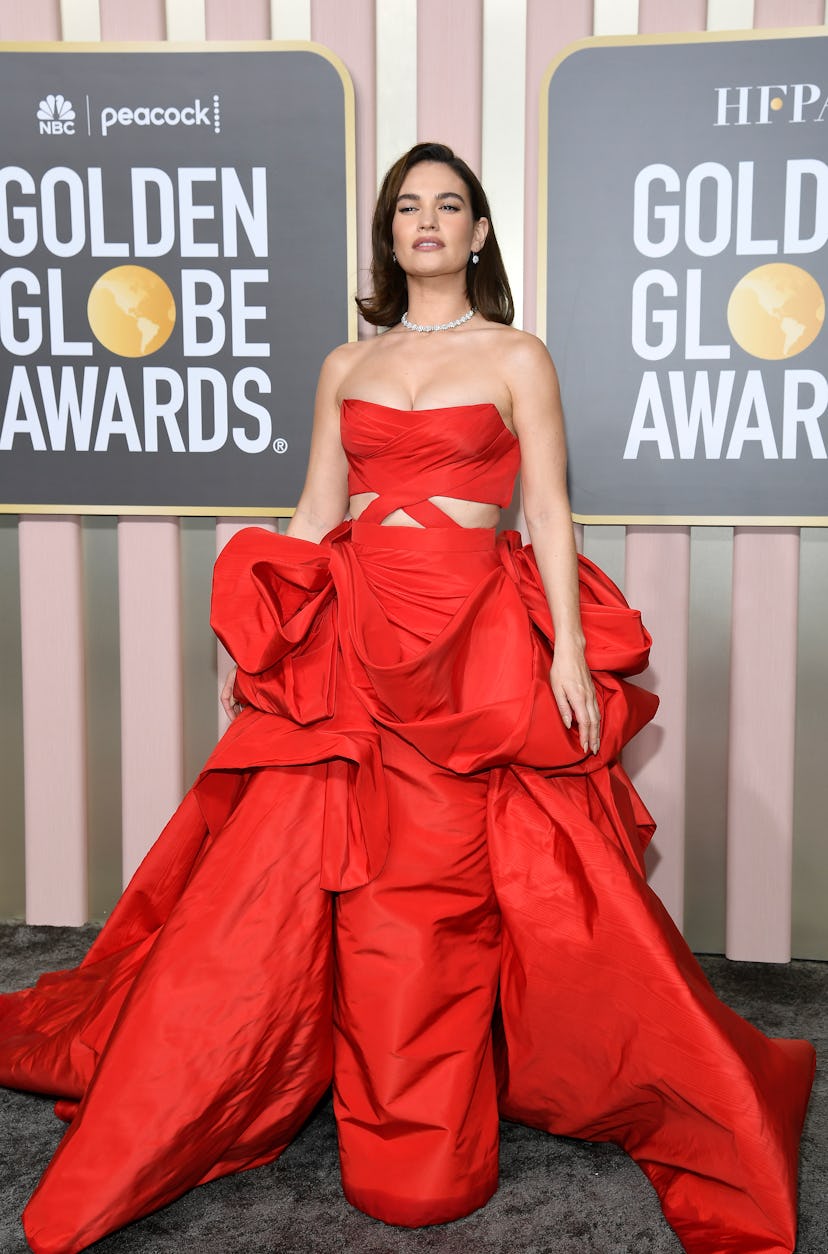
left=392, top=251, right=397, bottom=263
left=471, top=252, right=479, bottom=265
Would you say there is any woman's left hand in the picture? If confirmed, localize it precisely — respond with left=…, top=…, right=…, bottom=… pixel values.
left=220, top=666, right=245, bottom=721
left=549, top=648, right=601, bottom=755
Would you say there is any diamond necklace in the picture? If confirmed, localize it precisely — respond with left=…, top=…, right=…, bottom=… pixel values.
left=400, top=307, right=476, bottom=333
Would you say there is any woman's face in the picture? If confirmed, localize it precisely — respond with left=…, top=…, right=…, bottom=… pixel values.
left=391, top=161, right=488, bottom=278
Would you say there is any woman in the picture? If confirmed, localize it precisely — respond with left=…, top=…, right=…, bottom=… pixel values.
left=0, top=143, right=815, bottom=1254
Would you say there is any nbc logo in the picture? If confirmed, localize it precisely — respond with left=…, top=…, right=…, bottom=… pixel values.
left=37, top=94, right=76, bottom=136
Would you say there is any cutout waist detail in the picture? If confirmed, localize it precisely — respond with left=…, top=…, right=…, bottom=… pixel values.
left=354, top=494, right=467, bottom=529
left=350, top=518, right=497, bottom=551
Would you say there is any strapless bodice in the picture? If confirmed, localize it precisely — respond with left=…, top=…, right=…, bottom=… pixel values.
left=340, top=398, right=520, bottom=527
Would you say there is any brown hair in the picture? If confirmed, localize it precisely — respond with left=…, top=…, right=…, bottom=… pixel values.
left=356, top=141, right=514, bottom=329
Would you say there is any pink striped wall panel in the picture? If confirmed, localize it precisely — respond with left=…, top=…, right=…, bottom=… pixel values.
left=726, top=530, right=800, bottom=961
left=19, top=519, right=88, bottom=923
left=417, top=0, right=483, bottom=172
left=205, top=0, right=270, bottom=39
left=0, top=0, right=826, bottom=961
left=0, top=0, right=60, bottom=40
left=624, top=528, right=691, bottom=928
left=117, top=520, right=185, bottom=884
left=99, top=0, right=165, bottom=39
left=312, top=0, right=377, bottom=323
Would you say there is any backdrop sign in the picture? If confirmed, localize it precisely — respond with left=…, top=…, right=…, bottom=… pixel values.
left=542, top=30, right=828, bottom=524
left=0, top=43, right=354, bottom=514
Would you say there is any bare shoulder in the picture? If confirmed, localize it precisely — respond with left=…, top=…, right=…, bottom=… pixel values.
left=320, top=337, right=388, bottom=401
left=474, top=326, right=560, bottom=410
left=489, top=327, right=558, bottom=378
left=319, top=339, right=370, bottom=386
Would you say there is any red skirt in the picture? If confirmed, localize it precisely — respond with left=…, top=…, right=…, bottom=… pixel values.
left=0, top=521, right=815, bottom=1254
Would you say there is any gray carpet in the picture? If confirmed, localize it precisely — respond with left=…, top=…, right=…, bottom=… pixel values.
left=1, top=925, right=824, bottom=1254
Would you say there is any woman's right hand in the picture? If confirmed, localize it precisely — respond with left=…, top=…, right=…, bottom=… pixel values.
left=220, top=667, right=243, bottom=721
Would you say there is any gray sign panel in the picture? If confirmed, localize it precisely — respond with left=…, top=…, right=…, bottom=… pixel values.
left=544, top=32, right=828, bottom=523
left=0, top=44, right=354, bottom=514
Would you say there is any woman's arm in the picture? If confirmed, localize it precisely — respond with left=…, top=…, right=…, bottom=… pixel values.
left=285, top=344, right=352, bottom=543
left=220, top=346, right=352, bottom=720
left=507, top=334, right=601, bottom=754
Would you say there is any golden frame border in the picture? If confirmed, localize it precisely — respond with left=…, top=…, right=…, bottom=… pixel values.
left=0, top=38, right=357, bottom=518
left=537, top=25, right=828, bottom=528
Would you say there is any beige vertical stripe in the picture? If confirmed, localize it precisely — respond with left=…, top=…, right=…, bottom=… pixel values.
left=481, top=0, right=527, bottom=327
left=20, top=520, right=88, bottom=924
left=58, top=0, right=101, bottom=39
left=375, top=0, right=417, bottom=186
left=706, top=0, right=755, bottom=28
left=165, top=0, right=207, bottom=40
left=270, top=0, right=312, bottom=38
left=593, top=0, right=639, bottom=34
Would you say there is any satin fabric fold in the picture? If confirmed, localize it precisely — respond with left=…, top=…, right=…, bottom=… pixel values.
left=0, top=511, right=814, bottom=1254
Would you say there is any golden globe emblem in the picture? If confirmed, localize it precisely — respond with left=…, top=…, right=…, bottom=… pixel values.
left=726, top=263, right=824, bottom=361
left=87, top=265, right=176, bottom=357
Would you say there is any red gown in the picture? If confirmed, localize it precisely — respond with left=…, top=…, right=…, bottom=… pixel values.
left=0, top=399, right=815, bottom=1254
